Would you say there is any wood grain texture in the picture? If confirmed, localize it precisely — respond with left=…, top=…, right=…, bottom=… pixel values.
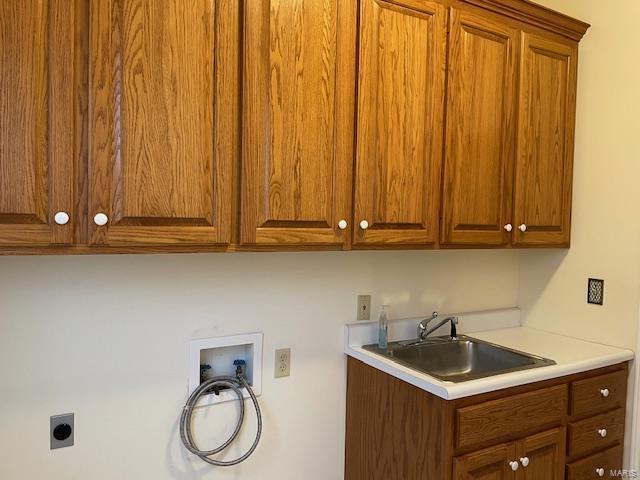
left=567, top=408, right=625, bottom=460
left=74, top=0, right=90, bottom=245
left=353, top=0, right=446, bottom=246
left=0, top=241, right=568, bottom=254
left=566, top=445, right=623, bottom=480
left=513, top=32, right=577, bottom=246
left=0, top=244, right=345, bottom=256
left=453, top=364, right=626, bottom=413
left=1, top=0, right=590, bottom=254
left=518, top=427, right=566, bottom=480
left=460, top=0, right=590, bottom=41
left=345, top=357, right=454, bottom=480
left=241, top=0, right=356, bottom=246
left=89, top=0, right=236, bottom=245
left=441, top=8, right=517, bottom=246
left=0, top=1, right=75, bottom=245
left=453, top=441, right=516, bottom=480
left=456, top=384, right=567, bottom=449
left=570, top=368, right=627, bottom=418
left=345, top=360, right=628, bottom=479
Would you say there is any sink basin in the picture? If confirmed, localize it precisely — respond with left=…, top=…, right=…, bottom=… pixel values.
left=363, top=335, right=555, bottom=383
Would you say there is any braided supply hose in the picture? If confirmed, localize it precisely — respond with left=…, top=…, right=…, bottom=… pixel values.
left=180, top=373, right=262, bottom=466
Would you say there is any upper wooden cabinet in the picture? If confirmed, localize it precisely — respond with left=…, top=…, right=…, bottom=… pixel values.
left=240, top=0, right=356, bottom=246
left=442, top=12, right=580, bottom=248
left=353, top=0, right=446, bottom=246
left=514, top=33, right=578, bottom=246
left=0, top=0, right=589, bottom=254
left=0, top=1, right=75, bottom=246
left=88, top=0, right=237, bottom=246
left=441, top=9, right=518, bottom=246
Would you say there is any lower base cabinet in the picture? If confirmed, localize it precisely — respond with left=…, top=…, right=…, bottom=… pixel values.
left=345, top=358, right=627, bottom=480
left=454, top=428, right=565, bottom=480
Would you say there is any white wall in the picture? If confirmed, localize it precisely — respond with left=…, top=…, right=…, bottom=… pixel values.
left=0, top=251, right=519, bottom=480
left=519, top=0, right=640, bottom=467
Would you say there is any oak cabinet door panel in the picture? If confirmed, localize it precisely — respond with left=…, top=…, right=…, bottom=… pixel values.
left=241, top=0, right=356, bottom=246
left=441, top=9, right=518, bottom=246
left=454, top=442, right=517, bottom=480
left=518, top=427, right=566, bottom=480
left=0, top=1, right=74, bottom=246
left=353, top=0, right=446, bottom=246
left=89, top=0, right=236, bottom=245
left=514, top=33, right=578, bottom=246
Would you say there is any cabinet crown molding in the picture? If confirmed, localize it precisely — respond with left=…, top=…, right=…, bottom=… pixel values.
left=461, top=0, right=590, bottom=41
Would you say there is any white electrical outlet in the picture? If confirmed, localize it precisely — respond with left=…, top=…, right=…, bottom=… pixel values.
left=275, top=348, right=291, bottom=378
left=357, top=295, right=371, bottom=321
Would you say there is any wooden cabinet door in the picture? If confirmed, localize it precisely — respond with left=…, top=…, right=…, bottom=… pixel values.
left=454, top=442, right=518, bottom=480
left=514, top=33, right=578, bottom=246
left=241, top=0, right=356, bottom=246
left=441, top=9, right=518, bottom=246
left=89, top=0, right=237, bottom=246
left=517, top=427, right=566, bottom=480
left=353, top=0, right=446, bottom=246
left=0, top=1, right=75, bottom=246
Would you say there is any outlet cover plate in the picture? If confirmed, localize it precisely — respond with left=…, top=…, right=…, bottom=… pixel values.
left=50, top=413, right=74, bottom=450
left=357, top=295, right=372, bottom=321
left=275, top=348, right=291, bottom=378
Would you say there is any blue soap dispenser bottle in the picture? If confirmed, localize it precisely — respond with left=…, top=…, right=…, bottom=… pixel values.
left=378, top=305, right=389, bottom=349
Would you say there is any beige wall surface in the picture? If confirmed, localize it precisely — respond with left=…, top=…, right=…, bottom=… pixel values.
left=519, top=0, right=640, bottom=350
left=0, top=251, right=518, bottom=480
left=520, top=0, right=640, bottom=467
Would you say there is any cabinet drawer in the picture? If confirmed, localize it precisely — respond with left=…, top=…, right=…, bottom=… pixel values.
left=571, top=369, right=626, bottom=417
left=568, top=408, right=625, bottom=459
left=567, top=444, right=623, bottom=480
left=456, top=384, right=567, bottom=449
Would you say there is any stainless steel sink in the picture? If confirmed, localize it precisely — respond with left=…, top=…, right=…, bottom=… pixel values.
left=363, top=335, right=555, bottom=383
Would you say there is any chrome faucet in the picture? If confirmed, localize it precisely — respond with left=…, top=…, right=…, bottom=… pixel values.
left=417, top=312, right=458, bottom=342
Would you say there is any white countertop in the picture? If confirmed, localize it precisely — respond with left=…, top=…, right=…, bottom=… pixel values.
left=345, top=319, right=634, bottom=400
